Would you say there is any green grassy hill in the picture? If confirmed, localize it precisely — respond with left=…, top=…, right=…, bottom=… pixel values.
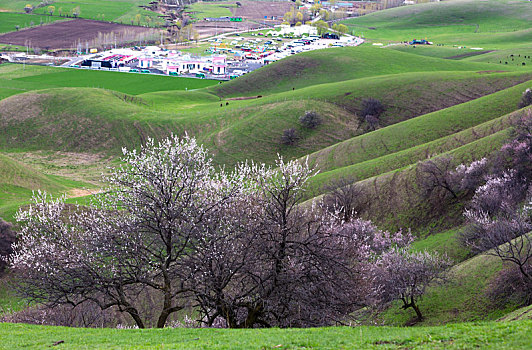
left=303, top=81, right=531, bottom=187
left=0, top=153, right=90, bottom=219
left=2, top=65, right=529, bottom=167
left=211, top=45, right=521, bottom=97
left=0, top=64, right=218, bottom=99
left=498, top=305, right=532, bottom=321
left=369, top=231, right=532, bottom=327
left=378, top=250, right=511, bottom=324
left=342, top=0, right=532, bottom=49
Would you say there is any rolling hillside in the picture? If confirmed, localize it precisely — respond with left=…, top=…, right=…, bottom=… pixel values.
left=211, top=45, right=522, bottom=96
left=341, top=0, right=532, bottom=49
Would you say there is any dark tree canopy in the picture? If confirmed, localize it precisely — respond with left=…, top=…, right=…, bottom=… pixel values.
left=281, top=128, right=299, bottom=145
left=0, top=218, right=15, bottom=275
left=361, top=98, right=385, bottom=118
left=299, top=111, right=323, bottom=129
left=323, top=178, right=366, bottom=222
left=518, top=88, right=532, bottom=109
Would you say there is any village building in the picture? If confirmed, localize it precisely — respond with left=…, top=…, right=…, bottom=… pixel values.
left=163, top=54, right=227, bottom=76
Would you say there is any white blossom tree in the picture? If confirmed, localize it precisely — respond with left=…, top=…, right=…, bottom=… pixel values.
left=11, top=135, right=428, bottom=328
left=11, top=136, right=244, bottom=328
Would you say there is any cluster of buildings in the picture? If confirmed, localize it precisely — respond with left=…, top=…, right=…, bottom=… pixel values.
left=139, top=49, right=227, bottom=76
left=79, top=46, right=228, bottom=77
left=71, top=24, right=362, bottom=79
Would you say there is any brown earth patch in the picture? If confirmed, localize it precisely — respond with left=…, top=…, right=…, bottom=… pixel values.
left=193, top=20, right=261, bottom=39
left=444, top=50, right=494, bottom=60
left=476, top=70, right=508, bottom=74
left=0, top=93, right=46, bottom=122
left=232, top=1, right=294, bottom=21
left=227, top=95, right=262, bottom=100
left=68, top=188, right=102, bottom=198
left=192, top=0, right=292, bottom=38
left=0, top=19, right=153, bottom=50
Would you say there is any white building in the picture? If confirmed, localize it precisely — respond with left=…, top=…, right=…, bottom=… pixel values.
left=164, top=55, right=227, bottom=76
left=272, top=25, right=318, bottom=37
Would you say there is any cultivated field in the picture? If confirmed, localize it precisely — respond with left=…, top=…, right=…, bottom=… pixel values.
left=232, top=0, right=295, bottom=22
left=193, top=20, right=262, bottom=38
left=188, top=0, right=296, bottom=37
left=0, top=19, right=155, bottom=50
left=186, top=1, right=237, bottom=20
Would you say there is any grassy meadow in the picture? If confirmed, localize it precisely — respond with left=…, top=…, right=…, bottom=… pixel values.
left=186, top=1, right=237, bottom=21
left=0, top=12, right=68, bottom=34
left=0, top=64, right=218, bottom=98
left=0, top=0, right=161, bottom=27
left=0, top=320, right=531, bottom=349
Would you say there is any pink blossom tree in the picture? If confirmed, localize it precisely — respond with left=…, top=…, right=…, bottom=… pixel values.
left=370, top=248, right=451, bottom=321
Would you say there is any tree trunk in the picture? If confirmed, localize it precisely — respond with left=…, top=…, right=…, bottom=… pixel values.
left=401, top=296, right=423, bottom=322
left=156, top=274, right=174, bottom=328
left=127, top=309, right=146, bottom=329
left=411, top=302, right=423, bottom=321
left=157, top=309, right=170, bottom=328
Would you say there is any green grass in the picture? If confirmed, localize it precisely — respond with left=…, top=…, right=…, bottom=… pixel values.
left=0, top=276, right=26, bottom=315
left=0, top=12, right=68, bottom=34
left=411, top=228, right=470, bottom=263
left=498, top=305, right=532, bottom=321
left=0, top=153, right=93, bottom=220
left=0, top=44, right=29, bottom=53
left=0, top=64, right=218, bottom=95
left=387, top=45, right=493, bottom=59
left=342, top=0, right=532, bottom=49
left=211, top=45, right=525, bottom=97
left=0, top=321, right=531, bottom=349
left=305, top=80, right=531, bottom=177
left=186, top=1, right=237, bottom=21
left=0, top=0, right=161, bottom=27
left=464, top=48, right=532, bottom=66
